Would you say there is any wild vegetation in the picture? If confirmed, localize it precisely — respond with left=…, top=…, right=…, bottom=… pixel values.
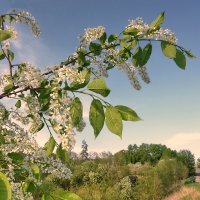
left=0, top=9, right=195, bottom=200
left=66, top=142, right=195, bottom=200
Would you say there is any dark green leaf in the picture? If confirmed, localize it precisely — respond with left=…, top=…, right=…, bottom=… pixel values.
left=173, top=49, right=186, bottom=69
left=70, top=97, right=83, bottom=126
left=0, top=134, right=5, bottom=145
left=78, top=52, right=86, bottom=66
left=87, top=78, right=110, bottom=97
left=108, top=34, right=118, bottom=43
left=15, top=100, right=21, bottom=108
left=132, top=47, right=142, bottom=67
left=141, top=43, right=152, bottom=66
left=99, top=32, right=107, bottom=44
left=7, top=152, right=24, bottom=164
left=185, top=50, right=196, bottom=59
left=115, top=105, right=141, bottom=121
left=105, top=106, right=122, bottom=137
left=56, top=145, right=70, bottom=163
left=89, top=42, right=102, bottom=55
left=106, top=63, right=114, bottom=70
left=0, top=30, right=12, bottom=42
left=23, top=181, right=36, bottom=195
left=119, top=48, right=131, bottom=60
left=161, top=41, right=176, bottom=58
left=0, top=50, right=5, bottom=60
left=89, top=99, right=105, bottom=138
left=44, top=137, right=56, bottom=157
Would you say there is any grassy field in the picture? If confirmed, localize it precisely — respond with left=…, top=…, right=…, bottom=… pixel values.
left=165, top=183, right=200, bottom=200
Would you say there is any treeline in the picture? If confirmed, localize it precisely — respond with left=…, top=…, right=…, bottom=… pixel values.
left=64, top=143, right=195, bottom=200
left=116, top=143, right=195, bottom=176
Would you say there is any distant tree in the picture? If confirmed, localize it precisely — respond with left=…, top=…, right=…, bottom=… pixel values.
left=99, top=151, right=112, bottom=159
left=80, top=140, right=89, bottom=160
left=127, top=143, right=174, bottom=165
left=177, top=149, right=195, bottom=176
left=197, top=158, right=200, bottom=168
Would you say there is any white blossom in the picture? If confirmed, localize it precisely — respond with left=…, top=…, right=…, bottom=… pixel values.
left=80, top=26, right=105, bottom=45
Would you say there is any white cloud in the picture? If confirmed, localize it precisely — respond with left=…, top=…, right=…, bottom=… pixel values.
left=12, top=27, right=49, bottom=66
left=164, top=132, right=200, bottom=159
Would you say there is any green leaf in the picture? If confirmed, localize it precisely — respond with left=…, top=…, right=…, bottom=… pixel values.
left=7, top=152, right=24, bottom=164
left=42, top=194, right=54, bottom=200
left=161, top=41, right=176, bottom=58
left=78, top=52, right=86, bottom=66
left=106, top=63, right=114, bottom=70
left=87, top=78, right=110, bottom=97
left=108, top=34, right=118, bottom=43
left=150, top=12, right=165, bottom=29
left=55, top=191, right=82, bottom=200
left=0, top=172, right=12, bottom=200
left=141, top=43, right=152, bottom=66
left=56, top=145, right=70, bottom=162
left=0, top=30, right=12, bottom=42
left=44, top=137, right=56, bottom=157
left=173, top=49, right=186, bottom=69
left=38, top=88, right=51, bottom=99
left=31, top=164, right=41, bottom=180
left=30, top=120, right=44, bottom=133
left=15, top=100, right=21, bottom=108
left=123, top=27, right=140, bottom=36
left=89, top=42, right=102, bottom=55
left=89, top=99, right=105, bottom=138
left=70, top=97, right=83, bottom=126
left=70, top=69, right=91, bottom=90
left=132, top=47, right=142, bottom=67
left=7, top=50, right=14, bottom=61
left=0, top=133, right=5, bottom=145
left=185, top=50, right=196, bottom=59
left=3, top=83, right=14, bottom=93
left=105, top=106, right=122, bottom=137
left=115, top=105, right=141, bottom=121
left=0, top=50, right=5, bottom=60
left=99, top=32, right=107, bottom=44
left=120, top=37, right=137, bottom=50
left=23, top=181, right=36, bottom=195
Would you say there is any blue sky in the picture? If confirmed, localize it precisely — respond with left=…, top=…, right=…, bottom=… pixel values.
left=1, top=0, right=200, bottom=157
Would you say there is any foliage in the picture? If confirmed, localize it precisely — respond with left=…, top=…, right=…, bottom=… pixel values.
left=124, top=143, right=176, bottom=165
left=133, top=159, right=188, bottom=200
left=80, top=140, right=89, bottom=160
left=0, top=9, right=194, bottom=199
left=70, top=145, right=190, bottom=200
left=177, top=150, right=195, bottom=176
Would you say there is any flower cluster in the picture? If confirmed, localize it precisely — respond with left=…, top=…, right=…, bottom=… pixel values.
left=54, top=65, right=85, bottom=84
left=14, top=62, right=43, bottom=89
left=1, top=25, right=18, bottom=50
left=0, top=115, right=72, bottom=198
left=80, top=26, right=105, bottom=45
left=127, top=17, right=177, bottom=43
left=11, top=182, right=34, bottom=200
left=48, top=82, right=76, bottom=150
left=10, top=9, right=41, bottom=37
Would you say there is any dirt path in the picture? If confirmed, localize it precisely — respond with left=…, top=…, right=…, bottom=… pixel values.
left=165, top=186, right=200, bottom=200
left=195, top=168, right=200, bottom=183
